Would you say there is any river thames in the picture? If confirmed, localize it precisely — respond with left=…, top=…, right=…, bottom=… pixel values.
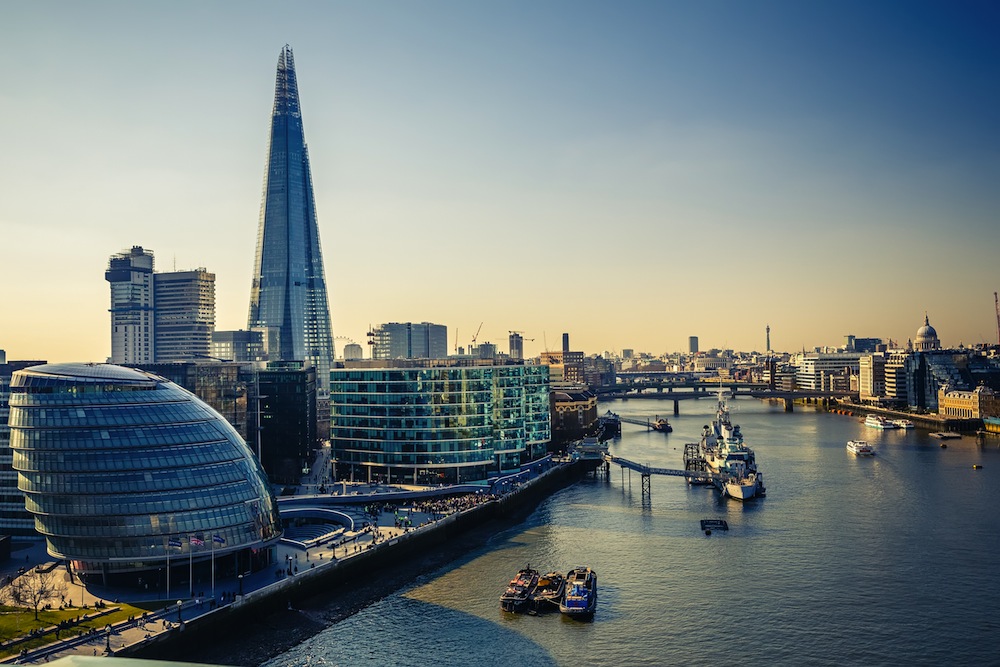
left=265, top=397, right=1000, bottom=666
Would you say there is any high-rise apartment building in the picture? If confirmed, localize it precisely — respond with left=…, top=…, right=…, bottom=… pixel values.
left=106, top=246, right=155, bottom=364
left=370, top=322, right=448, bottom=359
left=154, top=269, right=215, bottom=362
left=106, top=247, right=216, bottom=363
left=248, top=46, right=334, bottom=394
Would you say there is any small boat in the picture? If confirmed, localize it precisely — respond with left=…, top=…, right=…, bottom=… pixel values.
left=865, top=415, right=897, bottom=430
left=528, top=572, right=565, bottom=612
left=847, top=440, right=875, bottom=456
left=651, top=418, right=672, bottom=433
left=973, top=464, right=983, bottom=470
left=560, top=567, right=597, bottom=618
left=892, top=419, right=915, bottom=429
left=930, top=432, right=961, bottom=440
left=500, top=565, right=539, bottom=613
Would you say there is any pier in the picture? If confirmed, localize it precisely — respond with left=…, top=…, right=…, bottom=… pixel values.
left=602, top=450, right=730, bottom=500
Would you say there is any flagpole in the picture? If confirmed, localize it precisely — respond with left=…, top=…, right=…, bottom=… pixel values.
left=166, top=539, right=170, bottom=599
left=189, top=540, right=193, bottom=599
left=211, top=538, right=215, bottom=599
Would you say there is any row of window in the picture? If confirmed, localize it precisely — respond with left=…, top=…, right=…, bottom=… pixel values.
left=14, top=445, right=241, bottom=473
left=7, top=403, right=211, bottom=428
left=334, top=449, right=496, bottom=467
left=36, top=504, right=260, bottom=539
left=25, top=482, right=257, bottom=517
left=46, top=524, right=270, bottom=561
left=11, top=422, right=231, bottom=450
left=19, top=462, right=250, bottom=495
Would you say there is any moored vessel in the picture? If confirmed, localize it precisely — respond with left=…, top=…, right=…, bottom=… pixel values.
left=500, top=565, right=540, bottom=613
left=847, top=440, right=875, bottom=456
left=559, top=567, right=597, bottom=618
left=701, top=394, right=765, bottom=500
left=891, top=419, right=915, bottom=429
left=865, top=415, right=898, bottom=429
left=528, top=571, right=565, bottom=612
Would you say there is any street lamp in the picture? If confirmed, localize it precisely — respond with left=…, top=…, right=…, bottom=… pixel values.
left=176, top=600, right=183, bottom=623
left=105, top=627, right=111, bottom=652
left=238, top=574, right=244, bottom=596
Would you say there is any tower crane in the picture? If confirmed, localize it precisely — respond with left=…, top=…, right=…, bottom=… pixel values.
left=471, top=322, right=483, bottom=348
left=508, top=330, right=535, bottom=341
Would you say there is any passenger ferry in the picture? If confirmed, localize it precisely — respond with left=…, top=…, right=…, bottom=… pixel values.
left=846, top=440, right=875, bottom=456
left=892, top=419, right=915, bottom=429
left=864, top=415, right=898, bottom=430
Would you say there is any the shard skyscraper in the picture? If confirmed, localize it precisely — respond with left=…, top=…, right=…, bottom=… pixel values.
left=248, top=45, right=334, bottom=393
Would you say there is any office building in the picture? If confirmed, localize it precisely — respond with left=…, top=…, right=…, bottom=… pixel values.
left=107, top=246, right=217, bottom=364
left=106, top=246, right=155, bottom=364
left=689, top=336, right=699, bottom=354
left=247, top=362, right=318, bottom=484
left=509, top=332, right=524, bottom=361
left=369, top=322, right=448, bottom=360
left=8, top=363, right=281, bottom=579
left=342, top=343, right=364, bottom=361
left=153, top=269, right=215, bottom=362
left=211, top=328, right=272, bottom=364
left=330, top=359, right=550, bottom=484
left=0, top=358, right=45, bottom=536
left=248, top=46, right=335, bottom=394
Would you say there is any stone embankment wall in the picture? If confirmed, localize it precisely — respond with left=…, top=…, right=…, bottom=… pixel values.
left=126, top=459, right=589, bottom=661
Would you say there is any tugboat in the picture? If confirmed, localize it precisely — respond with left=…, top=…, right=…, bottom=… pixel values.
left=500, top=565, right=539, bottom=613
left=559, top=567, right=597, bottom=618
left=528, top=571, right=565, bottom=613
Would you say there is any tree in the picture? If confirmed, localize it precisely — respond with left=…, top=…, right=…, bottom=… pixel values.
left=4, top=568, right=67, bottom=620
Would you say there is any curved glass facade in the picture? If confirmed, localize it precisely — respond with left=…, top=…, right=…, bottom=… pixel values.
left=330, top=362, right=551, bottom=484
left=8, top=363, right=281, bottom=575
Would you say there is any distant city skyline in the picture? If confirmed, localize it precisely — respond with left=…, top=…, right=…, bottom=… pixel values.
left=2, top=1, right=998, bottom=362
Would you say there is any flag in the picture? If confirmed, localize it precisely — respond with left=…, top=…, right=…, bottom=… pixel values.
left=212, top=534, right=225, bottom=545
left=190, top=536, right=205, bottom=546
left=168, top=539, right=182, bottom=549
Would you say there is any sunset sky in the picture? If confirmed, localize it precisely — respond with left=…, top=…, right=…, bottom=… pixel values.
left=2, top=1, right=998, bottom=362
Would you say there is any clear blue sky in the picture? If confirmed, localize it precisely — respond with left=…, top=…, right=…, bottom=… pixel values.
left=2, top=1, right=998, bottom=361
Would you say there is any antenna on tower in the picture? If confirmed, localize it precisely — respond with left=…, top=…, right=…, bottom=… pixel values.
left=994, top=291, right=999, bottom=345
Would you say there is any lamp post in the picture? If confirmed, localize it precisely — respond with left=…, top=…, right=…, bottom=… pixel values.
left=105, top=628, right=111, bottom=652
left=176, top=600, right=183, bottom=623
left=238, top=574, right=244, bottom=597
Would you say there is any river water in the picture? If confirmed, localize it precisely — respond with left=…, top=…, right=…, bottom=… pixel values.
left=264, top=397, right=1000, bottom=666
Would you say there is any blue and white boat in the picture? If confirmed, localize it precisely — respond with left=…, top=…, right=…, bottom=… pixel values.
left=559, top=567, right=597, bottom=618
left=865, top=415, right=897, bottom=430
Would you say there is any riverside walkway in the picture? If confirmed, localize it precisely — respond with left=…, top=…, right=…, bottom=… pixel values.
left=0, top=450, right=566, bottom=665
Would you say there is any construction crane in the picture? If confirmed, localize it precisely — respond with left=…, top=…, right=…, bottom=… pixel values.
left=471, top=322, right=484, bottom=348
left=508, top=330, right=535, bottom=341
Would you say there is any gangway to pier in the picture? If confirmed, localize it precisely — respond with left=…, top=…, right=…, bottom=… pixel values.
left=604, top=452, right=730, bottom=499
left=619, top=416, right=672, bottom=432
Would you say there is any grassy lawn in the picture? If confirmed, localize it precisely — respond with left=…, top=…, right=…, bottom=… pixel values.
left=0, top=601, right=161, bottom=658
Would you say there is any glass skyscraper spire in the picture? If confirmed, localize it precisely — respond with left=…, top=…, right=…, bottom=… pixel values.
left=249, top=45, right=334, bottom=393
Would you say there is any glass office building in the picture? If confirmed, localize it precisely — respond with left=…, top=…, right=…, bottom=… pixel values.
left=8, top=363, right=281, bottom=579
left=330, top=360, right=550, bottom=484
left=248, top=45, right=335, bottom=394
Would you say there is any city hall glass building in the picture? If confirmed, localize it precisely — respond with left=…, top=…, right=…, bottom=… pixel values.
left=8, top=363, right=281, bottom=580
left=248, top=46, right=335, bottom=394
left=330, top=360, right=550, bottom=484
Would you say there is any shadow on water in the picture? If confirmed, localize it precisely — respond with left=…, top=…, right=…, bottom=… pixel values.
left=267, top=596, right=558, bottom=667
